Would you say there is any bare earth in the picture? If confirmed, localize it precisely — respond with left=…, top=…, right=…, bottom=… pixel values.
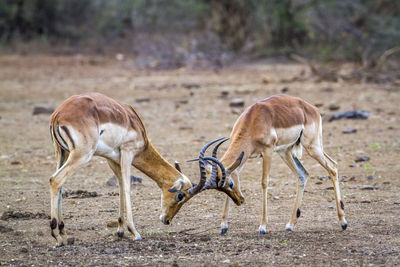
left=0, top=56, right=399, bottom=266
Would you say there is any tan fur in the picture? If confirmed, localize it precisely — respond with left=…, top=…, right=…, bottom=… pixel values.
left=217, top=95, right=347, bottom=234
left=48, top=93, right=194, bottom=245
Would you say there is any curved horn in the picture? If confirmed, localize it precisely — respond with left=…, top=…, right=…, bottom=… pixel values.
left=203, top=156, right=227, bottom=187
left=188, top=138, right=226, bottom=195
left=209, top=137, right=229, bottom=186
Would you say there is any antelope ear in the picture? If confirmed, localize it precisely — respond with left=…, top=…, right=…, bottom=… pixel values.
left=174, top=161, right=182, bottom=173
left=168, top=178, right=185, bottom=193
left=227, top=151, right=244, bottom=173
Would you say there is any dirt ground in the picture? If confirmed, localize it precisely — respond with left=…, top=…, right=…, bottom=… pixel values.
left=0, top=55, right=399, bottom=266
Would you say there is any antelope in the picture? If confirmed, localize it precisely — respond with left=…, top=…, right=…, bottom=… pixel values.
left=198, top=94, right=348, bottom=235
left=48, top=92, right=240, bottom=246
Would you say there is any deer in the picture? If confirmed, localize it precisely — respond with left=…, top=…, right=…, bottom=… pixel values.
left=48, top=92, right=242, bottom=246
left=194, top=94, right=348, bottom=235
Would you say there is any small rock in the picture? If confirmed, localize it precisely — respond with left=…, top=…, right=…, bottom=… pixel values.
left=383, top=181, right=390, bottom=185
left=329, top=110, right=370, bottom=122
left=366, top=175, right=376, bottom=181
left=20, top=246, right=28, bottom=253
left=342, top=128, right=357, bottom=134
left=361, top=200, right=371, bottom=203
left=179, top=125, right=193, bottom=130
left=182, top=83, right=200, bottom=89
left=328, top=206, right=334, bottom=209
left=229, top=98, right=245, bottom=108
left=349, top=164, right=355, bottom=167
left=273, top=196, right=280, bottom=200
left=355, top=156, right=370, bottom=162
left=281, top=87, right=289, bottom=93
left=322, top=87, right=334, bottom=92
left=328, top=103, right=340, bottom=111
left=360, top=185, right=379, bottom=190
left=261, top=76, right=274, bottom=84
left=11, top=161, right=21, bottom=165
left=67, top=237, right=75, bottom=245
left=33, top=106, right=54, bottom=115
left=136, top=98, right=151, bottom=103
left=107, top=221, right=119, bottom=228
left=220, top=90, right=229, bottom=98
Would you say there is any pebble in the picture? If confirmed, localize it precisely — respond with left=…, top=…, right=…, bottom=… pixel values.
left=67, top=237, right=75, bottom=245
left=229, top=98, right=245, bottom=107
left=20, top=246, right=28, bottom=253
left=342, top=128, right=357, bottom=134
left=355, top=156, right=370, bottom=162
left=360, top=185, right=379, bottom=190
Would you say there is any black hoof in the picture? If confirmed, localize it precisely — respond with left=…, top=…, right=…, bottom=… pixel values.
left=117, top=231, right=124, bottom=238
left=221, top=228, right=228, bottom=235
left=259, top=230, right=266, bottom=235
left=341, top=223, right=348, bottom=230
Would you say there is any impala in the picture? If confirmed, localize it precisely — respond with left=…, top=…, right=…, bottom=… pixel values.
left=199, top=94, right=348, bottom=235
left=48, top=92, right=239, bottom=246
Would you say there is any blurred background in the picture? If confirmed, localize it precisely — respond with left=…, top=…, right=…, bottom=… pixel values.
left=1, top=0, right=399, bottom=70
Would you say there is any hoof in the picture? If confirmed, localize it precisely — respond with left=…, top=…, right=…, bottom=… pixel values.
left=285, top=224, right=294, bottom=232
left=341, top=223, right=348, bottom=230
left=134, top=236, right=142, bottom=241
left=221, top=228, right=228, bottom=235
left=117, top=231, right=124, bottom=238
left=259, top=230, right=266, bottom=235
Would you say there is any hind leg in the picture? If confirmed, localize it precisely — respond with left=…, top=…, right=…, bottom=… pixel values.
left=107, top=160, right=126, bottom=238
left=279, top=149, right=309, bottom=231
left=306, top=146, right=347, bottom=230
left=54, top=147, right=69, bottom=238
left=49, top=150, right=92, bottom=246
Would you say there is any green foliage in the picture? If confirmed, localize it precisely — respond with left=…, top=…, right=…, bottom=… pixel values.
left=0, top=0, right=399, bottom=64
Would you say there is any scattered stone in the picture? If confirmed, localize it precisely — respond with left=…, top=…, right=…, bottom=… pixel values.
left=328, top=103, right=340, bottom=111
left=68, top=200, right=76, bottom=205
left=229, top=98, right=245, bottom=108
left=106, top=175, right=142, bottom=187
left=328, top=206, right=334, bottom=209
left=342, top=128, right=357, bottom=134
left=107, top=221, right=119, bottom=228
left=179, top=125, right=194, bottom=130
left=33, top=106, right=54, bottom=115
left=11, top=161, right=21, bottom=165
left=329, top=110, right=370, bottom=122
left=234, top=89, right=252, bottom=95
left=281, top=87, right=289, bottom=93
left=62, top=189, right=99, bottom=198
left=315, top=181, right=323, bottom=185
left=20, top=246, right=28, bottom=253
left=67, top=237, right=75, bottom=245
left=360, top=185, right=379, bottom=190
left=261, top=76, right=274, bottom=84
left=349, top=164, right=355, bottom=168
left=273, top=196, right=280, bottom=200
left=325, top=186, right=334, bottom=190
left=366, top=175, right=376, bottom=181
left=322, top=87, right=334, bottom=92
left=1, top=210, right=49, bottom=221
left=383, top=181, right=390, bottom=185
left=220, top=90, right=229, bottom=98
left=0, top=224, right=13, bottom=233
left=355, top=156, right=370, bottom=162
left=182, top=83, right=200, bottom=89
left=361, top=200, right=371, bottom=203
left=136, top=98, right=151, bottom=103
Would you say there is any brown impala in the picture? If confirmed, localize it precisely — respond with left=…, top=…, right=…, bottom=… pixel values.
left=48, top=92, right=241, bottom=246
left=197, top=94, right=348, bottom=235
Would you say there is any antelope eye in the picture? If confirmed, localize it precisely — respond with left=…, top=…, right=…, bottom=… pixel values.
left=175, top=192, right=185, bottom=202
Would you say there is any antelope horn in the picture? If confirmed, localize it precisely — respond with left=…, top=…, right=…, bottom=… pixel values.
left=203, top=156, right=227, bottom=188
left=187, top=137, right=227, bottom=195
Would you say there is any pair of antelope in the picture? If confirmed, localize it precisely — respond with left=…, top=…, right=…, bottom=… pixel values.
left=49, top=92, right=347, bottom=245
